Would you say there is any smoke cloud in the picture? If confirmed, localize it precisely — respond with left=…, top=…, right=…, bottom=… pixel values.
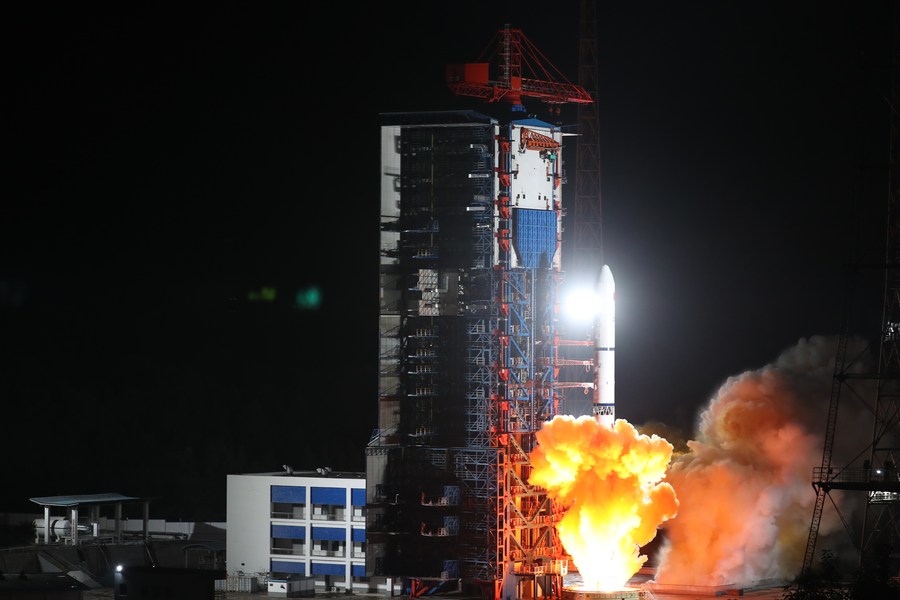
left=653, top=335, right=871, bottom=586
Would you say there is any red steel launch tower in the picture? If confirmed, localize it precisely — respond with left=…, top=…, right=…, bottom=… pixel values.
left=366, top=25, right=593, bottom=600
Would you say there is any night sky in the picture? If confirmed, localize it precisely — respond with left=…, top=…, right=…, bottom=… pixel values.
left=3, top=3, right=892, bottom=520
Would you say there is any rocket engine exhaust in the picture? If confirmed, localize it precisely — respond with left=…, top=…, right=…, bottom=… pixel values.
left=530, top=263, right=678, bottom=594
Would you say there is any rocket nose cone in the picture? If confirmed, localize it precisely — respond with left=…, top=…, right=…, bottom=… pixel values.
left=600, top=264, right=613, bottom=281
left=597, top=265, right=615, bottom=317
left=599, top=264, right=615, bottom=292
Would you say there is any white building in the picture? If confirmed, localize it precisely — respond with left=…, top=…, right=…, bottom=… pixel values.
left=226, top=469, right=390, bottom=593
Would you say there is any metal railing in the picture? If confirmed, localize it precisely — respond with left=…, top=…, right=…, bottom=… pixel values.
left=812, top=466, right=900, bottom=487
left=270, top=511, right=305, bottom=519
left=310, top=550, right=345, bottom=558
left=271, top=547, right=305, bottom=556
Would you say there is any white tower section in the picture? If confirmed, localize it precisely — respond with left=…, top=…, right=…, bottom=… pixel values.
left=505, top=122, right=563, bottom=270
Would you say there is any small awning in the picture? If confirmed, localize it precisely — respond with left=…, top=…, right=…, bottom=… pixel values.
left=30, top=493, right=145, bottom=508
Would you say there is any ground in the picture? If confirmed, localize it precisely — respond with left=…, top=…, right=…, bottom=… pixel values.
left=80, top=586, right=788, bottom=600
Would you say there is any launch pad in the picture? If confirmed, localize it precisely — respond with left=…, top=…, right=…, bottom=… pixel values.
left=562, top=587, right=645, bottom=600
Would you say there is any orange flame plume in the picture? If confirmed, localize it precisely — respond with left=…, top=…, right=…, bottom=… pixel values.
left=529, top=415, right=679, bottom=591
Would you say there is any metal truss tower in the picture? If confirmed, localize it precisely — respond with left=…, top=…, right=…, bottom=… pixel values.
left=368, top=111, right=570, bottom=600
left=365, top=26, right=594, bottom=600
left=802, top=3, right=900, bottom=578
left=572, top=0, right=603, bottom=278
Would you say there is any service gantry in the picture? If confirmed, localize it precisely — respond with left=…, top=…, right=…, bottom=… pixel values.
left=365, top=25, right=592, bottom=600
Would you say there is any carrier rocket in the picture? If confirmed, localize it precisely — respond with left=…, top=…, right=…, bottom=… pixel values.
left=592, top=265, right=616, bottom=427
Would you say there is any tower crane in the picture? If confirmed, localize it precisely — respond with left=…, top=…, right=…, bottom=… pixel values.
left=446, top=24, right=592, bottom=113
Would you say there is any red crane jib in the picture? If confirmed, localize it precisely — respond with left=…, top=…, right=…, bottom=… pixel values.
left=447, top=66, right=592, bottom=105
left=445, top=26, right=593, bottom=106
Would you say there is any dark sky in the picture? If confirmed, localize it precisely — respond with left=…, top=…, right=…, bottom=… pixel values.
left=2, top=3, right=892, bottom=519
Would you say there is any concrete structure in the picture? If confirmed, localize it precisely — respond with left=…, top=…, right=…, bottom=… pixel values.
left=226, top=469, right=390, bottom=593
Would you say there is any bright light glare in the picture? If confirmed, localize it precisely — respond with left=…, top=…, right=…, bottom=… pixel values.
left=563, top=287, right=600, bottom=322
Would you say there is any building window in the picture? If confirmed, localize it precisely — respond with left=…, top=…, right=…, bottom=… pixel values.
left=311, top=504, right=345, bottom=521
left=272, top=537, right=306, bottom=556
left=272, top=501, right=305, bottom=519
left=312, top=539, right=345, bottom=558
left=352, top=541, right=366, bottom=559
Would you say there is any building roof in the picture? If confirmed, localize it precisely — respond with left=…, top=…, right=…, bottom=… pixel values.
left=380, top=110, right=497, bottom=127
left=234, top=470, right=365, bottom=479
left=510, top=116, right=557, bottom=129
left=29, top=492, right=146, bottom=508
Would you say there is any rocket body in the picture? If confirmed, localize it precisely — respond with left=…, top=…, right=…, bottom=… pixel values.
left=593, top=265, right=615, bottom=427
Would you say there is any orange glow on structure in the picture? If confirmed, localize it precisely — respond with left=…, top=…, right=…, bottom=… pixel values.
left=529, top=415, right=679, bottom=591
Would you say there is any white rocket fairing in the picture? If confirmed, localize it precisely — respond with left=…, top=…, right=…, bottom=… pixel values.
left=593, top=264, right=615, bottom=427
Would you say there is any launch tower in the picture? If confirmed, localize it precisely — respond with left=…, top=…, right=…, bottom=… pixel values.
left=802, top=6, right=899, bottom=580
left=367, top=109, right=567, bottom=599
left=366, top=26, right=593, bottom=600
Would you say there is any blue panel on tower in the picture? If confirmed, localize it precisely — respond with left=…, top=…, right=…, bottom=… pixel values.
left=272, top=524, right=306, bottom=539
left=351, top=488, right=366, bottom=506
left=352, top=564, right=367, bottom=577
left=311, top=487, right=346, bottom=505
left=512, top=208, right=557, bottom=268
left=351, top=528, right=365, bottom=542
left=271, top=485, right=306, bottom=503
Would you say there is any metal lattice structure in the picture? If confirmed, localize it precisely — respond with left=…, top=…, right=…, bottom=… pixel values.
left=368, top=111, right=570, bottom=600
left=446, top=26, right=592, bottom=110
left=572, top=0, right=603, bottom=278
left=364, top=25, right=595, bottom=599
left=802, top=4, right=900, bottom=578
